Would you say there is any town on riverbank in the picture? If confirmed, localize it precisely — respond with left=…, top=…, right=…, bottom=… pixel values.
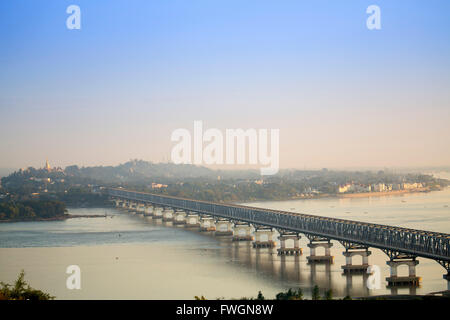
left=0, top=160, right=449, bottom=222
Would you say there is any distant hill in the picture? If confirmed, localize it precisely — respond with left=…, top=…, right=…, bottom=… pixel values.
left=64, top=160, right=215, bottom=183
left=0, top=168, right=16, bottom=178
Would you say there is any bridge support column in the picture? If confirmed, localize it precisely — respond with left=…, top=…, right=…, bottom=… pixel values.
left=113, top=199, right=121, bottom=207
left=232, top=223, right=253, bottom=241
left=128, top=202, right=137, bottom=213
left=253, top=228, right=276, bottom=248
left=173, top=210, right=187, bottom=225
left=185, top=212, right=200, bottom=228
left=215, top=219, right=233, bottom=236
left=307, top=238, right=333, bottom=263
left=152, top=207, right=163, bottom=219
left=162, top=208, right=174, bottom=222
left=199, top=216, right=216, bottom=232
left=277, top=233, right=302, bottom=255
left=436, top=261, right=450, bottom=294
left=144, top=205, right=153, bottom=217
left=444, top=273, right=450, bottom=292
left=386, top=257, right=420, bottom=287
left=136, top=203, right=145, bottom=215
left=341, top=248, right=371, bottom=274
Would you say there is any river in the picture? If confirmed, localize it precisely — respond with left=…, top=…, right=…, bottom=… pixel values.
left=0, top=178, right=449, bottom=299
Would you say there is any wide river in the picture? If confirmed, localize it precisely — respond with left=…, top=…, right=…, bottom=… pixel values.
left=1, top=176, right=449, bottom=299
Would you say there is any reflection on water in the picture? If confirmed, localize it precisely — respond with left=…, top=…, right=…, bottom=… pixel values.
left=0, top=187, right=449, bottom=299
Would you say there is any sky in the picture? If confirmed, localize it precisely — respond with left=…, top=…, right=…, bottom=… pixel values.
left=1, top=0, right=449, bottom=170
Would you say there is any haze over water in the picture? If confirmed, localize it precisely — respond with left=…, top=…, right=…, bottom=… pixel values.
left=0, top=186, right=449, bottom=299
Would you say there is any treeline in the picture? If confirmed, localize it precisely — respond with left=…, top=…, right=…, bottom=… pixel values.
left=0, top=270, right=54, bottom=300
left=0, top=200, right=67, bottom=221
left=146, top=181, right=304, bottom=202
left=195, top=286, right=347, bottom=300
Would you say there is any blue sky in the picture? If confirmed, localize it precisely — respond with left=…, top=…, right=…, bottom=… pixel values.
left=1, top=1, right=449, bottom=169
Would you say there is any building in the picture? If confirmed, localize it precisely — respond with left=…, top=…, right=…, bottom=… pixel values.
left=338, top=183, right=352, bottom=193
left=371, top=183, right=387, bottom=192
left=151, top=183, right=168, bottom=189
left=402, top=182, right=423, bottom=190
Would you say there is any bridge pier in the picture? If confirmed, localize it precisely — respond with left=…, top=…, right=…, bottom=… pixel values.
left=162, top=208, right=174, bottom=222
left=253, top=228, right=276, bottom=248
left=389, top=286, right=417, bottom=296
left=128, top=201, right=137, bottom=213
left=199, top=216, right=216, bottom=232
left=152, top=207, right=163, bottom=219
left=341, top=248, right=371, bottom=274
left=386, top=257, right=421, bottom=287
left=144, top=205, right=153, bottom=217
left=185, top=212, right=200, bottom=228
left=232, top=223, right=253, bottom=241
left=173, top=210, right=187, bottom=225
left=444, top=273, right=450, bottom=291
left=113, top=199, right=121, bottom=207
left=306, top=237, right=333, bottom=263
left=277, top=233, right=302, bottom=255
left=436, top=261, right=450, bottom=293
left=136, top=203, right=145, bottom=215
left=215, top=219, right=233, bottom=236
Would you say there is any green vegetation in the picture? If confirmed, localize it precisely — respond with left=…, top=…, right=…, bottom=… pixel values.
left=312, top=285, right=321, bottom=300
left=0, top=200, right=67, bottom=221
left=0, top=270, right=54, bottom=300
left=256, top=291, right=265, bottom=300
left=275, top=288, right=304, bottom=300
left=51, top=186, right=110, bottom=207
left=197, top=286, right=343, bottom=300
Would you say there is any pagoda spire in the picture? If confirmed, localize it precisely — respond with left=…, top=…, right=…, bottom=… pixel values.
left=45, top=159, right=51, bottom=172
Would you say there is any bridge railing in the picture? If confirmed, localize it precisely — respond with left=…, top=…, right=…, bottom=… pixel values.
left=108, top=188, right=450, bottom=262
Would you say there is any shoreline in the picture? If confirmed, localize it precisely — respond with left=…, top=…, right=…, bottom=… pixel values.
left=238, top=187, right=446, bottom=204
left=337, top=187, right=432, bottom=199
left=0, top=214, right=108, bottom=224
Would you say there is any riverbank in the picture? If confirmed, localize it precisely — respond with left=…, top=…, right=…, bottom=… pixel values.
left=236, top=187, right=443, bottom=205
left=337, top=187, right=433, bottom=199
left=0, top=214, right=108, bottom=223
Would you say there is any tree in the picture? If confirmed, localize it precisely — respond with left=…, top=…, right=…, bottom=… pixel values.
left=0, top=270, right=54, bottom=300
left=256, top=291, right=265, bottom=300
left=323, top=289, right=333, bottom=300
left=312, top=285, right=321, bottom=300
left=275, top=288, right=303, bottom=300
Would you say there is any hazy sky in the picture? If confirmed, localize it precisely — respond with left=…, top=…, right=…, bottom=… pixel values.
left=1, top=1, right=449, bottom=170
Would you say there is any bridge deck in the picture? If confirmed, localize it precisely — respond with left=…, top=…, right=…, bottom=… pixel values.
left=108, top=188, right=450, bottom=262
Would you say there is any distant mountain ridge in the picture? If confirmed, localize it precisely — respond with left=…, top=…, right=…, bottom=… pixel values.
left=64, top=160, right=215, bottom=183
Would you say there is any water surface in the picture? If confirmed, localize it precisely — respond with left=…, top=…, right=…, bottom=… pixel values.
left=0, top=187, right=449, bottom=299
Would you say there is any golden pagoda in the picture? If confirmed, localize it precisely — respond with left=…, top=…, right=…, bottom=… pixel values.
left=45, top=159, right=52, bottom=172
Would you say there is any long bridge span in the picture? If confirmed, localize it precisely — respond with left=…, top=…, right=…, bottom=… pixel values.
left=108, top=187, right=450, bottom=289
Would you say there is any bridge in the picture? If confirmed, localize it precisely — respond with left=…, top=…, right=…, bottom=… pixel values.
left=108, top=187, right=450, bottom=290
